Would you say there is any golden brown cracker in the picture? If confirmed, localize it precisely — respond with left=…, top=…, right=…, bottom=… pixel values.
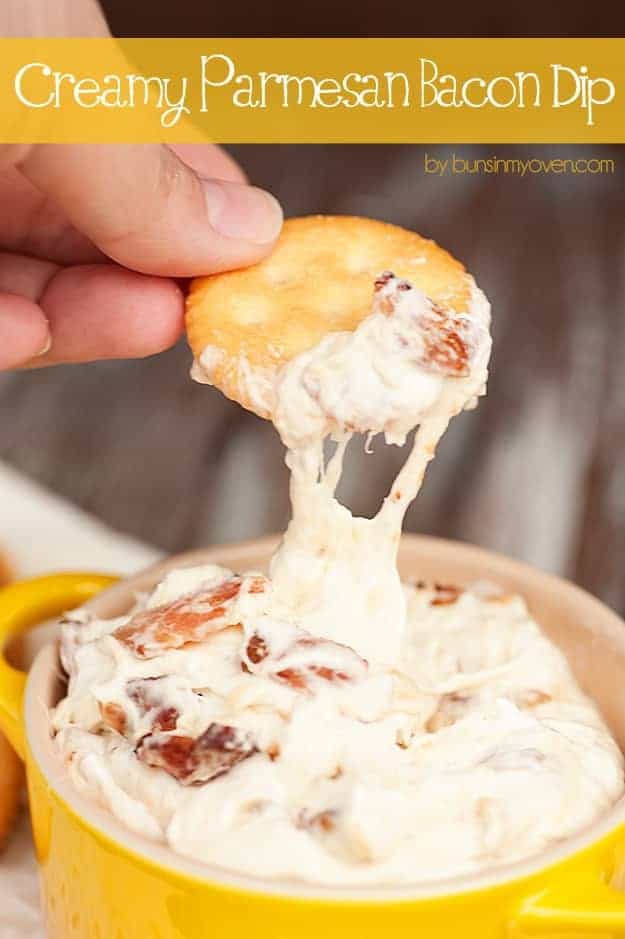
left=186, top=215, right=472, bottom=417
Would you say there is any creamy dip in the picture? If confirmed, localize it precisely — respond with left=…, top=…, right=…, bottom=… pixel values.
left=53, top=272, right=624, bottom=885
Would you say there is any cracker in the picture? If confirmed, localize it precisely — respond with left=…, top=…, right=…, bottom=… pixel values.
left=186, top=215, right=473, bottom=417
left=0, top=552, right=23, bottom=847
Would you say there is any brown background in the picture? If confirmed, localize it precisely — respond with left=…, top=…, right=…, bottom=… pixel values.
left=100, top=2, right=622, bottom=40
left=2, top=8, right=625, bottom=612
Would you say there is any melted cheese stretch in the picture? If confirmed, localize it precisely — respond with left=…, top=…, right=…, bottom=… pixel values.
left=53, top=277, right=624, bottom=885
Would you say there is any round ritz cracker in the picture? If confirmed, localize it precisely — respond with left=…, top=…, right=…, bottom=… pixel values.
left=186, top=215, right=473, bottom=418
left=0, top=553, right=22, bottom=847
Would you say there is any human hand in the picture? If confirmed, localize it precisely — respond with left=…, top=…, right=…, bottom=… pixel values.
left=1, top=1, right=283, bottom=369
left=0, top=144, right=283, bottom=368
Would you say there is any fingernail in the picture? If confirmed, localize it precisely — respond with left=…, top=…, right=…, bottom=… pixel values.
left=203, top=180, right=283, bottom=245
left=35, top=329, right=52, bottom=357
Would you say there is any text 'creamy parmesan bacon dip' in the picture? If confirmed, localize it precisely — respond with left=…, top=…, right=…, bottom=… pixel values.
left=53, top=274, right=624, bottom=885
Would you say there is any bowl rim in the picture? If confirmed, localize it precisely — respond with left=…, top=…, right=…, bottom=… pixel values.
left=25, top=533, right=625, bottom=902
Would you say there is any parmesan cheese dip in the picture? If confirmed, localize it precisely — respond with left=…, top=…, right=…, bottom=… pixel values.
left=53, top=273, right=624, bottom=885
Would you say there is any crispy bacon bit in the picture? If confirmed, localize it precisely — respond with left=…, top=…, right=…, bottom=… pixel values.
left=274, top=666, right=308, bottom=690
left=127, top=677, right=179, bottom=733
left=374, top=270, right=394, bottom=290
left=243, top=626, right=368, bottom=694
left=298, top=809, right=337, bottom=834
left=267, top=742, right=281, bottom=761
left=99, top=701, right=127, bottom=735
left=137, top=723, right=257, bottom=786
left=418, top=304, right=473, bottom=377
left=246, top=633, right=269, bottom=664
left=314, top=810, right=337, bottom=833
left=373, top=271, right=476, bottom=377
left=275, top=663, right=355, bottom=690
left=311, top=664, right=353, bottom=683
left=114, top=574, right=268, bottom=658
left=275, top=636, right=367, bottom=692
left=431, top=583, right=463, bottom=606
left=127, top=677, right=161, bottom=712
left=373, top=271, right=398, bottom=314
left=153, top=707, right=179, bottom=732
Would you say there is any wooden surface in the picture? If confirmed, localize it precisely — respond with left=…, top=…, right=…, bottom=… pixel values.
left=2, top=143, right=624, bottom=612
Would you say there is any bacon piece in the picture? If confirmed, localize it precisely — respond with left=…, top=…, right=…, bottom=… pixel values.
left=431, top=583, right=463, bottom=606
left=99, top=701, right=127, bottom=735
left=152, top=707, right=179, bottom=733
left=373, top=270, right=395, bottom=290
left=266, top=742, right=281, bottom=761
left=127, top=677, right=160, bottom=711
left=114, top=574, right=268, bottom=658
left=417, top=305, right=474, bottom=377
left=127, top=678, right=180, bottom=733
left=297, top=808, right=338, bottom=833
left=246, top=633, right=269, bottom=664
left=242, top=628, right=367, bottom=693
left=136, top=723, right=257, bottom=785
left=273, top=667, right=309, bottom=690
left=373, top=271, right=476, bottom=377
left=275, top=663, right=356, bottom=691
left=99, top=679, right=181, bottom=738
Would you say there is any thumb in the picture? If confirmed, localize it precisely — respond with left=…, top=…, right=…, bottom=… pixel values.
left=18, top=144, right=283, bottom=277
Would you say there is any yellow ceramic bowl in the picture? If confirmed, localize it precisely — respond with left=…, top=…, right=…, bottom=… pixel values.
left=2, top=535, right=625, bottom=938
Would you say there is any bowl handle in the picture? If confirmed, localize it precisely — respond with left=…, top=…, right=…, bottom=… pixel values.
left=0, top=574, right=116, bottom=758
left=516, top=870, right=625, bottom=934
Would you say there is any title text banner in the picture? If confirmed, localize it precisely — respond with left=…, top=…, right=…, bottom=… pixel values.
left=1, top=38, right=624, bottom=143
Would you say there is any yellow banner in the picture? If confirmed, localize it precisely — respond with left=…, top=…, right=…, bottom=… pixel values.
left=1, top=38, right=623, bottom=143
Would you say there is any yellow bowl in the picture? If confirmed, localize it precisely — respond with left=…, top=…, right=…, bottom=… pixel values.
left=2, top=534, right=625, bottom=938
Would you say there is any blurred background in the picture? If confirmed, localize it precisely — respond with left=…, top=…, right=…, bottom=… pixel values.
left=2, top=4, right=625, bottom=612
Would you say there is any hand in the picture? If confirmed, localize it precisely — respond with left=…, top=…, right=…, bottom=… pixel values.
left=0, top=144, right=283, bottom=368
left=1, top=0, right=283, bottom=369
